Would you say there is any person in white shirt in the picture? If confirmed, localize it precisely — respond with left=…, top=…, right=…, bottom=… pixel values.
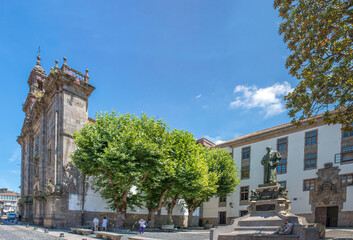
left=93, top=217, right=99, bottom=231
left=102, top=216, right=108, bottom=231
left=138, top=219, right=146, bottom=235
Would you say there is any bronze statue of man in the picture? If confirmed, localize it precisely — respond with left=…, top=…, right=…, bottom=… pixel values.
left=261, top=146, right=281, bottom=184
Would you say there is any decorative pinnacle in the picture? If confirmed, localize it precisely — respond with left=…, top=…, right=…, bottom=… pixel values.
left=55, top=60, right=59, bottom=69
left=37, top=55, right=41, bottom=66
left=85, top=69, right=89, bottom=76
left=63, top=57, right=67, bottom=65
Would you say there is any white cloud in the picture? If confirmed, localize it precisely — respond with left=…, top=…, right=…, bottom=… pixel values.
left=9, top=147, right=21, bottom=162
left=10, top=170, right=20, bottom=175
left=230, top=82, right=293, bottom=118
left=195, top=94, right=202, bottom=100
left=203, top=135, right=225, bottom=144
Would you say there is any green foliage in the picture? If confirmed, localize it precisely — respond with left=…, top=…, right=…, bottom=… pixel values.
left=183, top=147, right=239, bottom=215
left=72, top=111, right=168, bottom=213
left=274, top=0, right=353, bottom=130
left=72, top=111, right=239, bottom=227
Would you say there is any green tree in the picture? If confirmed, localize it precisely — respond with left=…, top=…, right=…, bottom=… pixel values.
left=183, top=147, right=239, bottom=227
left=142, top=129, right=206, bottom=227
left=274, top=0, right=353, bottom=129
left=71, top=111, right=168, bottom=228
left=164, top=130, right=208, bottom=226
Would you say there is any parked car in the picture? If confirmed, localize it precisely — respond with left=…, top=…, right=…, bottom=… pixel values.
left=7, top=213, right=16, bottom=220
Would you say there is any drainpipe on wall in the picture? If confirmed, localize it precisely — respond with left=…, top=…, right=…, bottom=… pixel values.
left=81, top=174, right=86, bottom=226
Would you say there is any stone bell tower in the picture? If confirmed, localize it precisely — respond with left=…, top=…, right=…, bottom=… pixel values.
left=18, top=56, right=95, bottom=228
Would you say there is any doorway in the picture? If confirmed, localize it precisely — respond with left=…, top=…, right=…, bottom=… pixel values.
left=315, top=206, right=338, bottom=227
left=218, top=211, right=226, bottom=225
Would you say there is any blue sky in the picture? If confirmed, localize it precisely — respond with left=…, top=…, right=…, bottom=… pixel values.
left=0, top=0, right=296, bottom=192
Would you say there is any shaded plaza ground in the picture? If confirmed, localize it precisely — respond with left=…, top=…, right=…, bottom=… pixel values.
left=0, top=221, right=352, bottom=239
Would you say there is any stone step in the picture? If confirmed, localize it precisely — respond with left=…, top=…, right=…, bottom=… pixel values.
left=234, top=226, right=278, bottom=231
left=218, top=231, right=300, bottom=240
left=237, top=219, right=284, bottom=227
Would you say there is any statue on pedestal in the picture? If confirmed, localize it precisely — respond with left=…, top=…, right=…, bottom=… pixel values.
left=261, top=146, right=281, bottom=184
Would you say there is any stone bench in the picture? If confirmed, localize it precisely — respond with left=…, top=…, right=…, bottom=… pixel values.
left=128, top=236, right=159, bottom=240
left=70, top=228, right=93, bottom=235
left=94, top=231, right=124, bottom=240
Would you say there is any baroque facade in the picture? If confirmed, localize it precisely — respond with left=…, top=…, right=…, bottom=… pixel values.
left=203, top=117, right=353, bottom=227
left=17, top=56, right=94, bottom=228
left=18, top=57, right=195, bottom=229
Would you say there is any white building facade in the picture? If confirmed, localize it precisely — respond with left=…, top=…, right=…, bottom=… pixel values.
left=203, top=118, right=353, bottom=227
left=0, top=188, right=20, bottom=214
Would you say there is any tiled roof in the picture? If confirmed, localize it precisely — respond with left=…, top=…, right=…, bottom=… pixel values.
left=0, top=192, right=20, bottom=196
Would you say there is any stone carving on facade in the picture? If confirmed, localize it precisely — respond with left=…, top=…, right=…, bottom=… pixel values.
left=62, top=162, right=78, bottom=192
left=309, top=163, right=347, bottom=212
left=33, top=155, right=40, bottom=181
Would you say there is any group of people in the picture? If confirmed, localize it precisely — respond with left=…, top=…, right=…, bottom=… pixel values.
left=92, top=217, right=147, bottom=235
left=92, top=216, right=108, bottom=231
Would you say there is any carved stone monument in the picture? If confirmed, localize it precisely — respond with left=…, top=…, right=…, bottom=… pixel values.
left=210, top=147, right=323, bottom=240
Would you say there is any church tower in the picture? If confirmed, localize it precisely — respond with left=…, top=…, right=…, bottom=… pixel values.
left=18, top=56, right=95, bottom=228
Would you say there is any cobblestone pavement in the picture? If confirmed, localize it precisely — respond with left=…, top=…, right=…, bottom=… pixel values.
left=1, top=221, right=352, bottom=240
left=0, top=222, right=59, bottom=240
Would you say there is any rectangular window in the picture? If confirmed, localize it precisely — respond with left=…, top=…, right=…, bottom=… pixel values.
left=240, top=210, right=248, bottom=217
left=241, top=166, right=250, bottom=179
left=241, top=147, right=251, bottom=180
left=240, top=186, right=249, bottom=201
left=218, top=195, right=227, bottom=207
left=305, top=130, right=318, bottom=146
left=341, top=174, right=353, bottom=186
left=277, top=158, right=287, bottom=174
left=242, top=147, right=250, bottom=159
left=303, top=179, right=316, bottom=191
left=343, top=124, right=353, bottom=137
left=219, top=196, right=226, bottom=203
left=342, top=146, right=353, bottom=162
left=278, top=181, right=286, bottom=189
left=277, top=137, right=287, bottom=152
left=305, top=153, right=317, bottom=169
left=335, top=153, right=341, bottom=163
left=342, top=146, right=353, bottom=153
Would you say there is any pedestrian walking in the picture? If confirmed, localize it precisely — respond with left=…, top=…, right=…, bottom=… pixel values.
left=138, top=219, right=146, bottom=235
left=102, top=216, right=108, bottom=231
left=93, top=217, right=99, bottom=231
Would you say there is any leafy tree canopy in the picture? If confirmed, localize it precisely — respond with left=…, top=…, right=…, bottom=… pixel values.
left=72, top=111, right=168, bottom=227
left=274, top=0, right=353, bottom=130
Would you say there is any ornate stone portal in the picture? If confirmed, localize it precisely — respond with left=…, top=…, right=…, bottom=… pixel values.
left=210, top=147, right=323, bottom=240
left=309, top=163, right=347, bottom=227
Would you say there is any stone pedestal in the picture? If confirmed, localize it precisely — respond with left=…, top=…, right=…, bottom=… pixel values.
left=210, top=183, right=323, bottom=240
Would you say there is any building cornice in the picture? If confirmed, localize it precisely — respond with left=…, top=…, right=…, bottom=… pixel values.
left=215, top=114, right=328, bottom=149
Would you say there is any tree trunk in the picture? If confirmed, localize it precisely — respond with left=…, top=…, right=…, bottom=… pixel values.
left=167, top=195, right=179, bottom=224
left=188, top=207, right=195, bottom=227
left=115, top=208, right=126, bottom=229
left=147, top=208, right=156, bottom=228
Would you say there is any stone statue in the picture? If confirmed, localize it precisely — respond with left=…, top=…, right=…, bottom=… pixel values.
left=261, top=146, right=281, bottom=184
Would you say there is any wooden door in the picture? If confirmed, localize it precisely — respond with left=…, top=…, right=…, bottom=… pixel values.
left=327, top=206, right=338, bottom=227
left=218, top=211, right=226, bottom=225
left=315, top=207, right=327, bottom=226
